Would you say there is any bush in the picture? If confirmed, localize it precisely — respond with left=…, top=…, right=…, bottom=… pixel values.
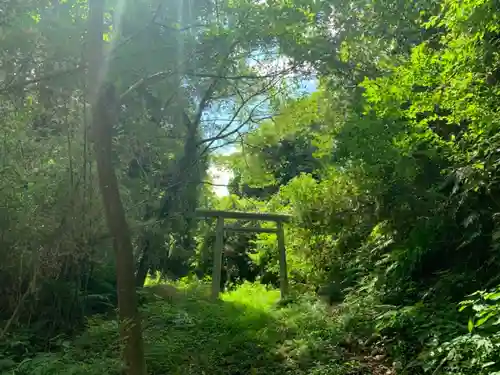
left=422, top=285, right=500, bottom=375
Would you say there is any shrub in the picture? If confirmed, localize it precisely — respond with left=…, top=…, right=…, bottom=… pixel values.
left=423, top=285, right=500, bottom=375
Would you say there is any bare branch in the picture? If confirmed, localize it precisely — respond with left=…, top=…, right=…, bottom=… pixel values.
left=118, top=55, right=294, bottom=101
left=154, top=21, right=209, bottom=32
left=197, top=96, right=253, bottom=146
left=200, top=115, right=278, bottom=122
left=191, top=41, right=239, bottom=127
left=199, top=101, right=270, bottom=157
left=183, top=67, right=296, bottom=80
left=205, top=137, right=242, bottom=153
left=208, top=104, right=269, bottom=146
left=200, top=181, right=231, bottom=187
left=119, top=71, right=173, bottom=100
left=197, top=74, right=281, bottom=148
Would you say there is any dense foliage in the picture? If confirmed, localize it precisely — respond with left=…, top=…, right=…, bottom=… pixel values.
left=0, top=0, right=281, bottom=337
left=2, top=0, right=500, bottom=374
left=219, top=0, right=500, bottom=373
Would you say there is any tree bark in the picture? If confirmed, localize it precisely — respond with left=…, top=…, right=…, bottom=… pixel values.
left=135, top=234, right=151, bottom=287
left=87, top=1, right=146, bottom=375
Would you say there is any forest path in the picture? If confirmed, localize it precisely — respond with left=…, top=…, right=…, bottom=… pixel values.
left=13, top=283, right=392, bottom=375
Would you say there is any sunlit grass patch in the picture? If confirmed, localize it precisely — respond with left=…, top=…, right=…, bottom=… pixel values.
left=222, top=281, right=281, bottom=311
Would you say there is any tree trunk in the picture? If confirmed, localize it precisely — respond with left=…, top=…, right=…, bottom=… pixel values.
left=87, top=1, right=146, bottom=375
left=135, top=234, right=151, bottom=287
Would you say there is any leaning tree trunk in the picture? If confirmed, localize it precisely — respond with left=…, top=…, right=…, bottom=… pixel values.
left=87, top=1, right=146, bottom=375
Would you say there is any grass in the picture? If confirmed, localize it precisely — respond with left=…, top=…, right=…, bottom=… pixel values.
left=8, top=282, right=369, bottom=375
left=221, top=282, right=281, bottom=310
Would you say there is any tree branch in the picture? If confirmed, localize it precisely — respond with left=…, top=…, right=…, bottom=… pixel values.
left=183, top=67, right=296, bottom=80
left=191, top=41, right=239, bottom=127
left=154, top=21, right=209, bottom=32
left=199, top=101, right=270, bottom=157
left=119, top=71, right=173, bottom=100
left=0, top=65, right=83, bottom=95
left=118, top=58, right=293, bottom=101
left=197, top=74, right=280, bottom=148
left=200, top=181, right=231, bottom=187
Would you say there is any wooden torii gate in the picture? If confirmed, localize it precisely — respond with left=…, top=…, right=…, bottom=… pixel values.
left=195, top=209, right=291, bottom=300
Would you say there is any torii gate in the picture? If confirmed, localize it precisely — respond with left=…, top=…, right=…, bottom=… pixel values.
left=195, top=209, right=291, bottom=300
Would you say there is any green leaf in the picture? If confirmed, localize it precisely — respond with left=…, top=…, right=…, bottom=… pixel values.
left=482, top=362, right=496, bottom=368
left=468, top=318, right=474, bottom=333
left=475, top=312, right=495, bottom=327
left=486, top=292, right=500, bottom=301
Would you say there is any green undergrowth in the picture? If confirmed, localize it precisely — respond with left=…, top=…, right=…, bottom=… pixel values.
left=4, top=282, right=369, bottom=375
left=4, top=282, right=499, bottom=375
